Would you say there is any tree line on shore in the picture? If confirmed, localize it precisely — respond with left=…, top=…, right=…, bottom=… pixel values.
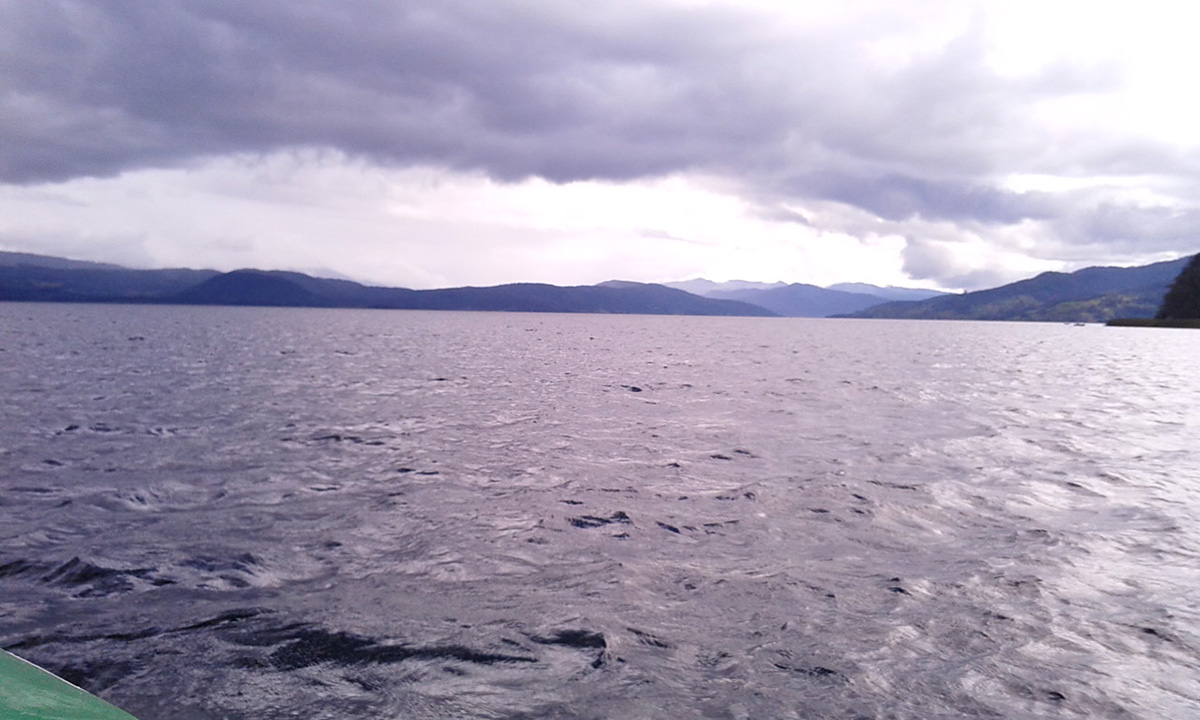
left=1157, top=253, right=1200, bottom=320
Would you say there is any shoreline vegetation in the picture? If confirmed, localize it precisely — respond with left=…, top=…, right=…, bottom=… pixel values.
left=1105, top=318, right=1200, bottom=329
left=1109, top=252, right=1200, bottom=327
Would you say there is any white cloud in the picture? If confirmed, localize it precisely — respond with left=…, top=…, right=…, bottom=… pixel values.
left=0, top=153, right=917, bottom=288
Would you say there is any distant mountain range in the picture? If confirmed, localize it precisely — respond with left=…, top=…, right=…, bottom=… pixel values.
left=0, top=252, right=774, bottom=317
left=664, top=279, right=786, bottom=296
left=663, top=279, right=947, bottom=318
left=845, top=256, right=1193, bottom=322
left=1, top=250, right=1192, bottom=321
left=825, top=283, right=948, bottom=303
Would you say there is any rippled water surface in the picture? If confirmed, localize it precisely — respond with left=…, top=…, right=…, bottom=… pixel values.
left=2, top=304, right=1199, bottom=719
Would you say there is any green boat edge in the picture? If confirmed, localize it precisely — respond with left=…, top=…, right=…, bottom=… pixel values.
left=0, top=649, right=139, bottom=720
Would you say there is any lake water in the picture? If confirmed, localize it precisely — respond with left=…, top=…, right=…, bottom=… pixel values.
left=1, top=304, right=1198, bottom=719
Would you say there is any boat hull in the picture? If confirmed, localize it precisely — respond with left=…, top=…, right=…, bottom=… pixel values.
left=0, top=650, right=138, bottom=720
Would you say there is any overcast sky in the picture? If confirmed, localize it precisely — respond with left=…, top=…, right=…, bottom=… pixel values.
left=2, top=0, right=1198, bottom=290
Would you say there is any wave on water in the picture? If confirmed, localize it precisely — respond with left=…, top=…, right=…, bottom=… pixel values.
left=1, top=305, right=1198, bottom=719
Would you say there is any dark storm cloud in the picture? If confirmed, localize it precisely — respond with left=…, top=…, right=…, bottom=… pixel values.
left=1063, top=203, right=1200, bottom=254
left=2, top=0, right=1193, bottom=273
left=0, top=0, right=796, bottom=183
left=783, top=172, right=1059, bottom=224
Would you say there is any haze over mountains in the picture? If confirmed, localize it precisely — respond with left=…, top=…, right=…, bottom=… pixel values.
left=665, top=281, right=947, bottom=318
left=0, top=250, right=1193, bottom=322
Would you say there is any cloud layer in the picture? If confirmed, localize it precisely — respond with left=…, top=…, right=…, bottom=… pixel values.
left=2, top=0, right=1198, bottom=288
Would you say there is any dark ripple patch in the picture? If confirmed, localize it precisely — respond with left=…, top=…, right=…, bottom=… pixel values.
left=181, top=553, right=262, bottom=573
left=529, top=629, right=606, bottom=650
left=1138, top=626, right=1172, bottom=642
left=771, top=650, right=845, bottom=682
left=867, top=479, right=918, bottom=491
left=263, top=627, right=537, bottom=671
left=41, top=557, right=172, bottom=597
left=42, top=557, right=122, bottom=586
left=627, top=628, right=670, bottom=648
left=714, top=489, right=756, bottom=501
left=176, top=608, right=272, bottom=633
left=6, top=626, right=162, bottom=651
left=5, top=611, right=270, bottom=694
left=771, top=661, right=842, bottom=679
left=53, top=659, right=140, bottom=693
left=568, top=512, right=631, bottom=529
left=177, top=553, right=267, bottom=590
left=0, top=558, right=47, bottom=578
left=5, top=609, right=269, bottom=653
left=311, top=434, right=386, bottom=447
left=529, top=629, right=607, bottom=668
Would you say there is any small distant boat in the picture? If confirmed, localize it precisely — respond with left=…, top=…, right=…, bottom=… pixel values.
left=0, top=649, right=139, bottom=719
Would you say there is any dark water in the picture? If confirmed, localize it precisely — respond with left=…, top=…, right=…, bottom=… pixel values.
left=1, top=304, right=1198, bottom=719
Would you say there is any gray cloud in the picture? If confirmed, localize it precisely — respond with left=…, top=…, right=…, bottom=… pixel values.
left=1061, top=202, right=1200, bottom=254
left=900, top=235, right=1022, bottom=290
left=0, top=1, right=1104, bottom=183
left=1, top=0, right=793, bottom=182
left=2, top=0, right=1196, bottom=288
left=781, top=172, right=1060, bottom=224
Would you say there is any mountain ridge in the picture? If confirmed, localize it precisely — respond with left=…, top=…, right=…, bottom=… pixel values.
left=664, top=278, right=948, bottom=317
left=0, top=254, right=775, bottom=317
left=1, top=250, right=1194, bottom=322
left=706, top=283, right=885, bottom=318
left=845, top=256, right=1194, bottom=322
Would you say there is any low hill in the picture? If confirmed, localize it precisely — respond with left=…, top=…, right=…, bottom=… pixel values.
left=0, top=250, right=126, bottom=271
left=0, top=264, right=219, bottom=302
left=173, top=270, right=337, bottom=307
left=847, top=257, right=1193, bottom=322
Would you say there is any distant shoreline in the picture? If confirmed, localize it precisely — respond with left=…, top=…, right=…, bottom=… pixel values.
left=1106, top=318, right=1200, bottom=329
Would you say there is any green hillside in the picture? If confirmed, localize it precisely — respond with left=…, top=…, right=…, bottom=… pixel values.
left=848, top=256, right=1191, bottom=322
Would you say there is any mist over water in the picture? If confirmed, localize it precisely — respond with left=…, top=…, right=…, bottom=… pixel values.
left=1, top=304, right=1198, bottom=719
